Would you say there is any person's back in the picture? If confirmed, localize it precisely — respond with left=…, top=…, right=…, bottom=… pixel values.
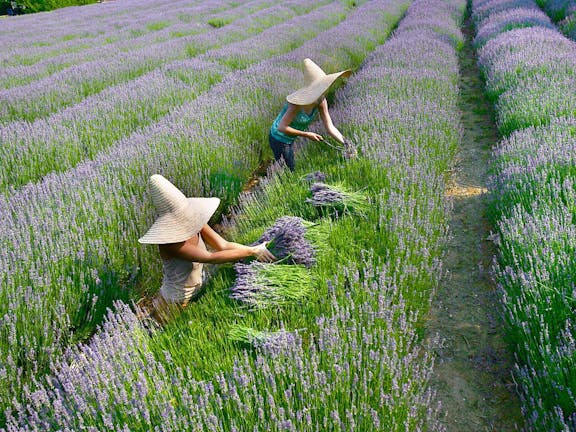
left=160, top=234, right=206, bottom=306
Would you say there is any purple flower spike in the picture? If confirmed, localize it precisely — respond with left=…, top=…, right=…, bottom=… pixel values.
left=303, top=171, right=327, bottom=183
left=256, top=216, right=316, bottom=268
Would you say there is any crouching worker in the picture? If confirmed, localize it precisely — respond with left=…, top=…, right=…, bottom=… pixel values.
left=138, top=174, right=275, bottom=323
left=269, top=58, right=355, bottom=170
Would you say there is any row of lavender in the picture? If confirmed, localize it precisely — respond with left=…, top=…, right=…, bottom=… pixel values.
left=0, top=0, right=341, bottom=192
left=537, top=0, right=576, bottom=38
left=0, top=0, right=335, bottom=123
left=0, top=0, right=320, bottom=90
left=0, top=0, right=244, bottom=75
left=0, top=0, right=205, bottom=49
left=2, top=0, right=466, bottom=428
left=472, top=0, right=576, bottom=429
left=0, top=0, right=409, bottom=425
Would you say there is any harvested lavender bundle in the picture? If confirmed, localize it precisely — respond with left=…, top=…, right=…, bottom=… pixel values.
left=306, top=182, right=370, bottom=215
left=230, top=262, right=312, bottom=309
left=228, top=324, right=298, bottom=355
left=304, top=217, right=332, bottom=251
left=303, top=171, right=327, bottom=183
left=255, top=216, right=316, bottom=268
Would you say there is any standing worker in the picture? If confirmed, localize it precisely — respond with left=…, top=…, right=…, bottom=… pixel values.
left=269, top=58, right=356, bottom=171
left=138, top=174, right=275, bottom=322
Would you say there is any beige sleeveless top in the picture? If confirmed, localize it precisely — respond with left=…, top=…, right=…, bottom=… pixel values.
left=160, top=234, right=205, bottom=304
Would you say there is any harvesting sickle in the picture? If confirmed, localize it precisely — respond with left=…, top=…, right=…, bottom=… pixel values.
left=322, top=136, right=359, bottom=160
left=269, top=58, right=354, bottom=170
left=137, top=174, right=275, bottom=322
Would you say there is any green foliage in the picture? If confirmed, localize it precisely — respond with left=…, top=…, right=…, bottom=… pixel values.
left=146, top=20, right=170, bottom=32
left=559, top=13, right=576, bottom=39
left=207, top=17, right=231, bottom=28
left=16, top=0, right=98, bottom=14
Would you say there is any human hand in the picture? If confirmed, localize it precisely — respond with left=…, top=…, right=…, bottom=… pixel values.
left=305, top=132, right=324, bottom=142
left=252, top=242, right=276, bottom=262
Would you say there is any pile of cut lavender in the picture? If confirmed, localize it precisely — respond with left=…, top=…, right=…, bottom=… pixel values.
left=231, top=216, right=331, bottom=308
left=230, top=262, right=312, bottom=309
left=254, top=216, right=317, bottom=268
left=306, top=180, right=370, bottom=215
left=303, top=171, right=327, bottom=183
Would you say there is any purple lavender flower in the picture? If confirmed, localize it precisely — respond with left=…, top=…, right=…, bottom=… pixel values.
left=306, top=182, right=369, bottom=215
left=255, top=216, right=316, bottom=268
left=303, top=171, right=327, bottom=183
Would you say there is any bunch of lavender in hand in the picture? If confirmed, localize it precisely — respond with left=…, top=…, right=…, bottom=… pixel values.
left=254, top=216, right=317, bottom=268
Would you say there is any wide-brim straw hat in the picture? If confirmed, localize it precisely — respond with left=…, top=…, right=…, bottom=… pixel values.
left=138, top=174, right=220, bottom=244
left=286, top=58, right=351, bottom=106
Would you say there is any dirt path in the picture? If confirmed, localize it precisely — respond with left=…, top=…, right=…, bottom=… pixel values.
left=425, top=15, right=525, bottom=432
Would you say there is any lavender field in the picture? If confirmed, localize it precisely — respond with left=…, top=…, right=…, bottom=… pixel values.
left=1, top=0, right=574, bottom=430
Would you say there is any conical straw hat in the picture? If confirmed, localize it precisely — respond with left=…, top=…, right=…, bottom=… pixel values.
left=286, top=58, right=351, bottom=106
left=138, top=174, right=220, bottom=244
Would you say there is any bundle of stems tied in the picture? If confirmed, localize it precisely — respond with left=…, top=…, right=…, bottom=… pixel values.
left=230, top=262, right=312, bottom=309
left=305, top=176, right=370, bottom=216
left=231, top=216, right=332, bottom=309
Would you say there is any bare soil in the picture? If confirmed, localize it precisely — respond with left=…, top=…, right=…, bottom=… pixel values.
left=425, top=17, right=525, bottom=431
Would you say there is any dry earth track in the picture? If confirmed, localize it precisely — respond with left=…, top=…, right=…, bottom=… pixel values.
left=426, top=15, right=525, bottom=432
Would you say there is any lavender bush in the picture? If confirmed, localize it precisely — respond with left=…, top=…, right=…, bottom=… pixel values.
left=489, top=119, right=576, bottom=430
left=473, top=0, right=576, bottom=428
left=473, top=6, right=556, bottom=46
left=537, top=0, right=576, bottom=22
left=0, top=59, right=226, bottom=192
left=474, top=1, right=576, bottom=134
left=0, top=0, right=333, bottom=123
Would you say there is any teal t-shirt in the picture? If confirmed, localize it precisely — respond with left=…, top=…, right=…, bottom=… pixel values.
left=270, top=103, right=318, bottom=144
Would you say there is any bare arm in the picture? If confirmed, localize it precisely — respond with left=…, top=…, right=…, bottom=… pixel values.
left=278, top=103, right=324, bottom=141
left=160, top=225, right=274, bottom=264
left=200, top=225, right=254, bottom=253
left=318, top=98, right=344, bottom=144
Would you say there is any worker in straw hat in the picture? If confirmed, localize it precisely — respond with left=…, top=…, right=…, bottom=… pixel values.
left=138, top=174, right=275, bottom=322
left=269, top=58, right=357, bottom=170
